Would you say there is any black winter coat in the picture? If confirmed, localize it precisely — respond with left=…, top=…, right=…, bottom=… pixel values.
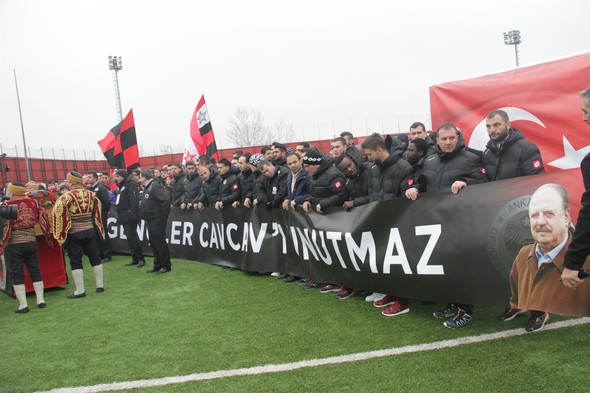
left=256, top=165, right=289, bottom=208
left=139, top=179, right=171, bottom=222
left=218, top=166, right=241, bottom=205
left=238, top=168, right=255, bottom=202
left=368, top=147, right=413, bottom=201
left=169, top=171, right=187, bottom=206
left=341, top=146, right=371, bottom=207
left=181, top=173, right=203, bottom=204
left=309, top=158, right=346, bottom=208
left=422, top=137, right=488, bottom=191
left=197, top=172, right=222, bottom=207
left=482, top=128, right=544, bottom=180
left=115, top=178, right=140, bottom=225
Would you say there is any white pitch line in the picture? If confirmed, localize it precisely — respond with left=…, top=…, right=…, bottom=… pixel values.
left=37, top=317, right=590, bottom=393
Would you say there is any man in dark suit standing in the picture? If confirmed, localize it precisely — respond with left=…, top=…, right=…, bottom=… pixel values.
left=563, top=87, right=590, bottom=288
left=113, top=169, right=145, bottom=267
left=139, top=169, right=171, bottom=274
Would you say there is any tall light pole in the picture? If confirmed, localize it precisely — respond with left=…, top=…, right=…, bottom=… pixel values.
left=108, top=56, right=123, bottom=121
left=503, top=30, right=521, bottom=67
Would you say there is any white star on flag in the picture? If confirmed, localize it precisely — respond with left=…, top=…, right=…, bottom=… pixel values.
left=547, top=135, right=590, bottom=170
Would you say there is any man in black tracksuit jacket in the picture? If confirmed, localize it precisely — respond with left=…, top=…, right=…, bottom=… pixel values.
left=113, top=169, right=145, bottom=267
left=139, top=170, right=171, bottom=274
left=234, top=155, right=255, bottom=208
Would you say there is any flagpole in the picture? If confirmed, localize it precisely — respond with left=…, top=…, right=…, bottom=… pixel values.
left=13, top=69, right=31, bottom=181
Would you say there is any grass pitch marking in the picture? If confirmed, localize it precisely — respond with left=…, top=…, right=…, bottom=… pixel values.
left=38, top=317, right=590, bottom=393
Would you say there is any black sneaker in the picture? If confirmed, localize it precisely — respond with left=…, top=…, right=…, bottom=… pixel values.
left=525, top=312, right=550, bottom=333
left=433, top=304, right=457, bottom=319
left=498, top=307, right=527, bottom=321
left=443, top=309, right=472, bottom=329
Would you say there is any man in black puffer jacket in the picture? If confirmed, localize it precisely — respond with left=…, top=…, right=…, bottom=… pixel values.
left=362, top=133, right=413, bottom=203
left=254, top=159, right=288, bottom=209
left=215, top=158, right=241, bottom=210
left=482, top=110, right=544, bottom=180
left=196, top=166, right=221, bottom=210
left=482, top=110, right=546, bottom=326
left=361, top=133, right=413, bottom=315
left=168, top=163, right=187, bottom=207
left=301, top=149, right=346, bottom=214
left=405, top=123, right=488, bottom=329
left=179, top=161, right=203, bottom=210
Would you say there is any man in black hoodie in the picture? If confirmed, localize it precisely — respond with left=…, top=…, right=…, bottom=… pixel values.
left=180, top=161, right=203, bottom=210
left=334, top=145, right=372, bottom=212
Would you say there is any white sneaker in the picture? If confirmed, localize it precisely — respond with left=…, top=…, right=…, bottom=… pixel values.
left=365, top=293, right=386, bottom=302
left=271, top=272, right=282, bottom=277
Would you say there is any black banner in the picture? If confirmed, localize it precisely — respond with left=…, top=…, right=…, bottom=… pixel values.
left=108, top=170, right=588, bottom=310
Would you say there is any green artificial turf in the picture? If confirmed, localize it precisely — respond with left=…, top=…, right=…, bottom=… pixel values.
left=1, top=256, right=588, bottom=392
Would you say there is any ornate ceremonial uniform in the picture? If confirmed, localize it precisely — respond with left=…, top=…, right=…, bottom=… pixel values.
left=51, top=173, right=105, bottom=298
left=0, top=183, right=53, bottom=313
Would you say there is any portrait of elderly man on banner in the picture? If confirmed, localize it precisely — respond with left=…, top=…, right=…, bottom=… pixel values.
left=509, top=183, right=590, bottom=329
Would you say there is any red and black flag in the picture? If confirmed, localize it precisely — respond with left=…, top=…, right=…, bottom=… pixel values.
left=183, top=95, right=219, bottom=164
left=98, top=109, right=140, bottom=171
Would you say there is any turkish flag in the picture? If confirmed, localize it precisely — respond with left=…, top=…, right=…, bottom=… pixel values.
left=430, top=52, right=590, bottom=172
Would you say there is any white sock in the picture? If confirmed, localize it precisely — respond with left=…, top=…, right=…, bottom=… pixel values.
left=13, top=284, right=28, bottom=309
left=33, top=281, right=45, bottom=304
left=71, top=269, right=85, bottom=295
left=92, top=264, right=104, bottom=289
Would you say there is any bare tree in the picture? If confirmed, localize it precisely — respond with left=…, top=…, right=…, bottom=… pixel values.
left=227, top=107, right=268, bottom=147
left=267, top=118, right=296, bottom=145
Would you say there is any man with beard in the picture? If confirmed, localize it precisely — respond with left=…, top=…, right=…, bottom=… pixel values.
left=113, top=169, right=145, bottom=267
left=405, top=123, right=488, bottom=328
left=168, top=163, right=186, bottom=207
left=361, top=133, right=413, bottom=315
left=480, top=109, right=546, bottom=323
left=179, top=161, right=202, bottom=211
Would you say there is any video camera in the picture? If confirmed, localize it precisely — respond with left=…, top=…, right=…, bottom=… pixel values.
left=0, top=201, right=18, bottom=237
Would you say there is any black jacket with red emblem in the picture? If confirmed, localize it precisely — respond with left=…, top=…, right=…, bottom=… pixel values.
left=308, top=156, right=346, bottom=208
left=368, top=145, right=413, bottom=201
left=218, top=165, right=241, bottom=206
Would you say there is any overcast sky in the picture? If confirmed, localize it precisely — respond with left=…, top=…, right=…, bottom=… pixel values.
left=1, top=0, right=589, bottom=157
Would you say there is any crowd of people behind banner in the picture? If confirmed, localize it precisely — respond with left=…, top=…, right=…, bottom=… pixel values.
left=3, top=89, right=590, bottom=334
